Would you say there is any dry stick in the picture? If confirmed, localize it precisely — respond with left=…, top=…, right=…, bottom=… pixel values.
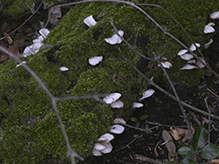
left=0, top=46, right=84, bottom=164
left=119, top=50, right=219, bottom=121
left=153, top=52, right=192, bottom=137
left=0, top=0, right=44, bottom=41
left=204, top=97, right=211, bottom=144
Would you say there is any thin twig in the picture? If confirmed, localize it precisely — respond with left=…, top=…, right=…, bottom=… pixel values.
left=153, top=52, right=192, bottom=137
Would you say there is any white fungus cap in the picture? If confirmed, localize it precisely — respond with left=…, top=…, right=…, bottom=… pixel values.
left=97, top=133, right=114, bottom=143
left=110, top=125, right=125, bottom=134
left=100, top=142, right=113, bottom=154
left=113, top=118, right=126, bottom=124
left=92, top=148, right=102, bottom=156
left=190, top=43, right=200, bottom=51
left=133, top=102, right=144, bottom=108
left=139, top=89, right=155, bottom=101
left=88, top=56, right=103, bottom=66
left=103, top=93, right=122, bottom=104
left=196, top=57, right=206, bottom=68
left=177, top=49, right=188, bottom=56
left=93, top=143, right=106, bottom=151
left=180, top=64, right=197, bottom=70
left=83, top=15, right=97, bottom=27
left=203, top=22, right=215, bottom=34
left=39, top=28, right=50, bottom=39
left=161, top=61, right=172, bottom=69
left=210, top=11, right=219, bottom=19
left=110, top=100, right=124, bottom=108
left=205, top=39, right=213, bottom=49
left=60, top=66, right=69, bottom=71
left=104, top=30, right=124, bottom=45
left=180, top=53, right=194, bottom=60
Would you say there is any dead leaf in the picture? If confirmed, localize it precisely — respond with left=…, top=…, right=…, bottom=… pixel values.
left=170, top=127, right=181, bottom=140
left=8, top=45, right=20, bottom=56
left=48, top=6, right=62, bottom=26
left=0, top=40, right=9, bottom=62
left=210, top=159, right=219, bottom=164
left=3, top=32, right=13, bottom=45
left=174, top=125, right=195, bottom=142
left=162, top=130, right=176, bottom=160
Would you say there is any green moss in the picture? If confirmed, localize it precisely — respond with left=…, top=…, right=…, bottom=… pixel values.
left=0, top=0, right=218, bottom=163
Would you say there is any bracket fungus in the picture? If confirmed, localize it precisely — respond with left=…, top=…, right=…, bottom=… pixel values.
left=83, top=15, right=97, bottom=27
left=139, top=89, right=155, bottom=101
left=104, top=30, right=124, bottom=45
left=88, top=56, right=103, bottom=66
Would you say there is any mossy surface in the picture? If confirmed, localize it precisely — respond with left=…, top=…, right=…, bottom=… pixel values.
left=0, top=0, right=218, bottom=163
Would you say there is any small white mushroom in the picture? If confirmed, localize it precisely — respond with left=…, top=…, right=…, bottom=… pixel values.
left=160, top=61, right=172, bottom=69
left=23, top=46, right=34, bottom=56
left=110, top=125, right=125, bottom=134
left=190, top=43, right=200, bottom=51
left=103, top=93, right=121, bottom=104
left=83, top=15, right=97, bottom=27
left=100, top=142, right=113, bottom=154
left=133, top=102, right=144, bottom=108
left=210, top=11, right=219, bottom=19
left=204, top=39, right=213, bottom=49
left=39, top=28, right=50, bottom=39
left=92, top=148, right=102, bottom=156
left=180, top=53, right=194, bottom=60
left=60, top=66, right=69, bottom=71
left=180, top=64, right=197, bottom=70
left=139, top=89, right=155, bottom=101
left=104, top=30, right=124, bottom=45
left=113, top=118, right=126, bottom=124
left=203, top=22, right=215, bottom=34
left=93, top=143, right=106, bottom=151
left=97, top=133, right=114, bottom=143
left=110, top=100, right=124, bottom=108
left=177, top=49, right=188, bottom=56
left=196, top=57, right=206, bottom=68
left=88, top=56, right=103, bottom=66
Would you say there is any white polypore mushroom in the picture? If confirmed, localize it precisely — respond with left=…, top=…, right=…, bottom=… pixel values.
left=39, top=28, right=50, bottom=39
left=60, top=66, right=69, bottom=71
left=88, top=56, right=103, bottom=66
left=196, top=57, right=206, bottom=68
left=190, top=43, right=200, bottom=51
left=110, top=100, right=124, bottom=108
left=97, top=133, right=114, bottom=143
left=203, top=22, right=215, bottom=34
left=180, top=64, right=197, bottom=70
left=205, top=39, right=213, bottom=49
left=104, top=30, right=124, bottom=45
left=100, top=142, right=113, bottom=154
left=103, top=93, right=121, bottom=104
left=133, top=102, right=144, bottom=108
left=177, top=49, right=188, bottom=56
left=160, top=61, right=172, bottom=69
left=110, top=125, right=125, bottom=134
left=83, top=15, right=97, bottom=27
left=210, top=11, right=219, bottom=19
left=113, top=118, right=126, bottom=124
left=139, top=89, right=155, bottom=101
left=180, top=53, right=194, bottom=60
